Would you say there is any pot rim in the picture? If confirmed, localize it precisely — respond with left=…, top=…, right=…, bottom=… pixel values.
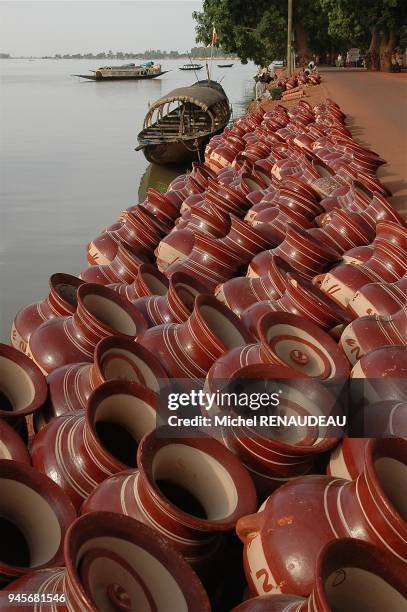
left=0, top=417, right=31, bottom=463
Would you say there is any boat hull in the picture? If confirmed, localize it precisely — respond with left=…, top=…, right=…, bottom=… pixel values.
left=73, top=71, right=168, bottom=81
left=138, top=128, right=224, bottom=166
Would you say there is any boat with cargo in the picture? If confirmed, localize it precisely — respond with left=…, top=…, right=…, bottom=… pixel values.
left=72, top=61, right=167, bottom=81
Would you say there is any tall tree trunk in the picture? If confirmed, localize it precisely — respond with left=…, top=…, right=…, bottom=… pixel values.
left=294, top=21, right=312, bottom=67
left=379, top=30, right=398, bottom=72
left=365, top=27, right=380, bottom=71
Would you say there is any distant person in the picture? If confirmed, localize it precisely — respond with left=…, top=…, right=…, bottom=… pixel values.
left=346, top=51, right=350, bottom=66
left=337, top=53, right=343, bottom=67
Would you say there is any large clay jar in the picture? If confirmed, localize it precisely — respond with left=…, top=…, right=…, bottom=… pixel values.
left=340, top=308, right=407, bottom=365
left=11, top=273, right=83, bottom=354
left=31, top=380, right=157, bottom=510
left=0, top=419, right=30, bottom=463
left=218, top=217, right=277, bottom=264
left=350, top=345, right=407, bottom=405
left=0, top=344, right=48, bottom=439
left=134, top=271, right=208, bottom=327
left=27, top=283, right=148, bottom=375
left=137, top=294, right=254, bottom=382
left=308, top=209, right=375, bottom=254
left=83, top=430, right=257, bottom=577
left=79, top=241, right=149, bottom=286
left=248, top=226, right=341, bottom=280
left=4, top=512, right=210, bottom=611
left=348, top=276, right=407, bottom=318
left=237, top=438, right=407, bottom=597
left=155, top=228, right=195, bottom=272
left=141, top=186, right=181, bottom=225
left=37, top=336, right=170, bottom=429
left=231, top=538, right=407, bottom=611
left=258, top=311, right=350, bottom=381
left=0, top=460, right=76, bottom=586
left=108, top=262, right=169, bottom=302
left=343, top=220, right=407, bottom=265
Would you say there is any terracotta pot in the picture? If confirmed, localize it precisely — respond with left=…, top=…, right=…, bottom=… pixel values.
left=0, top=460, right=76, bottom=586
left=177, top=202, right=230, bottom=238
left=309, top=209, right=375, bottom=254
left=108, top=262, right=169, bottom=303
left=134, top=271, right=208, bottom=327
left=31, top=380, right=158, bottom=509
left=251, top=204, right=315, bottom=247
left=215, top=256, right=292, bottom=317
left=0, top=418, right=30, bottom=463
left=4, top=512, right=210, bottom=611
left=218, top=217, right=277, bottom=264
left=237, top=438, right=407, bottom=597
left=343, top=220, right=407, bottom=265
left=83, top=430, right=257, bottom=575
left=358, top=193, right=406, bottom=230
left=205, top=344, right=268, bottom=382
left=27, top=284, right=148, bottom=375
left=232, top=538, right=407, bottom=611
left=79, top=241, right=149, bottom=286
left=141, top=186, right=180, bottom=225
left=242, top=276, right=352, bottom=338
left=155, top=229, right=195, bottom=272
left=11, top=273, right=83, bottom=354
left=340, top=308, right=407, bottom=365
left=258, top=311, right=350, bottom=380
left=0, top=343, right=48, bottom=438
left=348, top=277, right=407, bottom=318
left=37, top=336, right=170, bottom=429
left=248, top=226, right=341, bottom=280
left=138, top=294, right=254, bottom=381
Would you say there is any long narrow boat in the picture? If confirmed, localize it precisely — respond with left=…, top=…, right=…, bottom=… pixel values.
left=72, top=61, right=167, bottom=81
left=179, top=64, right=203, bottom=71
left=217, top=63, right=234, bottom=68
left=136, top=81, right=231, bottom=165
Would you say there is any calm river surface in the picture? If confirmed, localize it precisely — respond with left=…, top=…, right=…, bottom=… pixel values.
left=0, top=58, right=255, bottom=341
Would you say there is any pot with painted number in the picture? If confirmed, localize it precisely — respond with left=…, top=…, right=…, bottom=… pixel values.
left=237, top=438, right=407, bottom=597
left=11, top=273, right=83, bottom=354
left=4, top=512, right=210, bottom=612
left=31, top=380, right=158, bottom=510
left=27, top=283, right=148, bottom=375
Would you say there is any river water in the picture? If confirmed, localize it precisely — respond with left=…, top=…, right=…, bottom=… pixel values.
left=0, top=58, right=256, bottom=342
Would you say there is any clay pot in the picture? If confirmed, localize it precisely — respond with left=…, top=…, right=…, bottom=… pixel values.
left=0, top=343, right=48, bottom=438
left=232, top=538, right=407, bottom=611
left=108, top=262, right=169, bottom=303
left=358, top=193, right=406, bottom=230
left=31, top=380, right=158, bottom=509
left=27, top=283, right=148, bottom=375
left=137, top=294, right=254, bottom=381
left=155, top=229, right=195, bottom=272
left=218, top=217, right=277, bottom=264
left=309, top=209, right=375, bottom=254
left=0, top=419, right=30, bottom=463
left=142, top=186, right=180, bottom=225
left=237, top=438, right=407, bottom=597
left=0, top=460, right=76, bottom=586
left=258, top=311, right=351, bottom=380
left=83, top=430, right=257, bottom=575
left=80, top=241, right=149, bottom=286
left=177, top=202, right=230, bottom=237
left=37, top=336, right=170, bottom=429
left=134, top=271, right=208, bottom=327
left=248, top=226, right=341, bottom=280
left=205, top=344, right=268, bottom=382
left=343, top=220, right=407, bottom=265
left=4, top=512, right=210, bottom=611
left=348, top=277, right=407, bottom=318
left=11, top=273, right=83, bottom=354
left=340, top=308, right=407, bottom=365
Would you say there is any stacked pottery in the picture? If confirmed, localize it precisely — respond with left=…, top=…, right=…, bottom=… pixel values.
left=27, top=283, right=148, bottom=375
left=4, top=513, right=210, bottom=611
left=31, top=380, right=158, bottom=509
left=108, top=262, right=169, bottom=302
left=11, top=273, right=83, bottom=354
left=79, top=241, right=149, bottom=285
left=348, top=276, right=407, bottom=317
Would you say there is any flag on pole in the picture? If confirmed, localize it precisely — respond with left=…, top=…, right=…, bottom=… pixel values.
left=212, top=26, right=217, bottom=47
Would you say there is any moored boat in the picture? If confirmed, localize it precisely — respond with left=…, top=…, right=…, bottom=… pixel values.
left=136, top=80, right=231, bottom=165
left=72, top=61, right=167, bottom=81
left=217, top=63, right=234, bottom=68
left=179, top=63, right=203, bottom=71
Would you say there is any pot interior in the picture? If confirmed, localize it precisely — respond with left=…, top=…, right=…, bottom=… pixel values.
left=143, top=273, right=167, bottom=296
left=152, top=444, right=238, bottom=521
left=324, top=566, right=406, bottom=611
left=56, top=283, right=78, bottom=307
left=94, top=394, right=156, bottom=467
left=83, top=295, right=138, bottom=336
left=200, top=305, right=246, bottom=349
left=100, top=348, right=160, bottom=392
left=374, top=457, right=407, bottom=521
left=175, top=283, right=201, bottom=310
left=0, top=357, right=35, bottom=413
left=0, top=479, right=61, bottom=567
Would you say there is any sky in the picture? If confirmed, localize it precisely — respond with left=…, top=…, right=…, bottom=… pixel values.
left=0, top=1, right=203, bottom=56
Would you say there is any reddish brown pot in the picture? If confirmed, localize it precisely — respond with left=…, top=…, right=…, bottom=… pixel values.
left=137, top=294, right=254, bottom=380
left=248, top=226, right=341, bottom=280
left=340, top=308, right=407, bottom=365
left=237, top=438, right=407, bottom=597
left=0, top=343, right=48, bottom=438
left=155, top=228, right=195, bottom=272
left=348, top=277, right=407, bottom=318
left=219, top=217, right=277, bottom=264
left=309, top=209, right=375, bottom=254
left=141, top=186, right=180, bottom=225
left=177, top=202, right=230, bottom=238
left=4, top=512, right=210, bottom=612
left=37, top=336, right=170, bottom=429
left=31, top=380, right=157, bottom=510
left=258, top=311, right=350, bottom=380
left=343, top=220, right=407, bottom=265
left=0, top=418, right=30, bottom=463
left=358, top=193, right=407, bottom=230
left=232, top=538, right=407, bottom=611
left=83, top=430, right=257, bottom=576
left=79, top=241, right=149, bottom=286
left=134, top=271, right=208, bottom=327
left=108, top=262, right=169, bottom=303
left=27, top=283, right=148, bottom=375
left=11, top=273, right=83, bottom=354
left=205, top=344, right=269, bottom=382
left=0, top=460, right=76, bottom=586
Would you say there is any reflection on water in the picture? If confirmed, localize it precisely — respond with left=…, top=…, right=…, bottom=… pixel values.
left=0, top=58, right=255, bottom=341
left=138, top=162, right=188, bottom=202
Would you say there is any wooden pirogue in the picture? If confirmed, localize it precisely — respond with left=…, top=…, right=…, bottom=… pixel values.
left=136, top=80, right=231, bottom=165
